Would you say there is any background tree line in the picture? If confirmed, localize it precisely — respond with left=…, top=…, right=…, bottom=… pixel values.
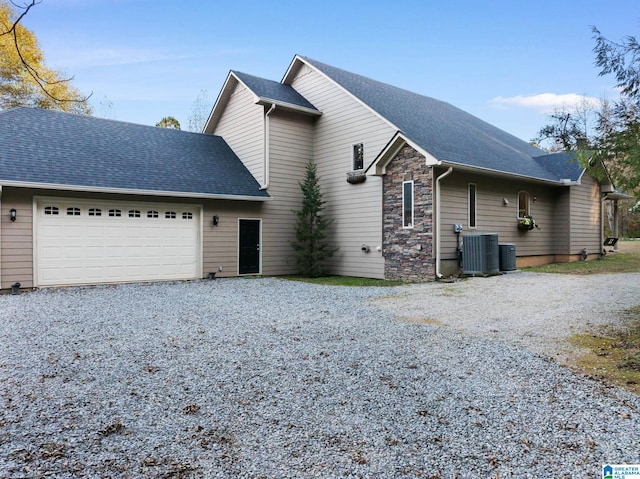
left=0, top=0, right=210, bottom=130
left=534, top=27, right=640, bottom=237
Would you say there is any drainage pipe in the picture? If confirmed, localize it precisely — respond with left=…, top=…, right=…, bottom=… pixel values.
left=435, top=167, right=454, bottom=278
left=260, top=104, right=276, bottom=190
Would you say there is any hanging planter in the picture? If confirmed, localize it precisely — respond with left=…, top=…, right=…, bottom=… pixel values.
left=518, top=215, right=540, bottom=231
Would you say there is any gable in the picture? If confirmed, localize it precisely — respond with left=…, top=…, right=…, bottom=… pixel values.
left=0, top=107, right=269, bottom=200
left=288, top=55, right=586, bottom=183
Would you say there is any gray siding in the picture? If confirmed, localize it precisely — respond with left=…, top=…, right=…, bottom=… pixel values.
left=290, top=64, right=396, bottom=278
left=438, top=169, right=566, bottom=259
left=202, top=200, right=265, bottom=277
left=569, top=174, right=601, bottom=255
left=1, top=188, right=33, bottom=289
left=212, top=81, right=265, bottom=185
left=0, top=187, right=267, bottom=289
left=260, top=111, right=314, bottom=275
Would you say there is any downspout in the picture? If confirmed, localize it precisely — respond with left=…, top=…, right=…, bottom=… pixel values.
left=260, top=104, right=276, bottom=190
left=435, top=167, right=453, bottom=278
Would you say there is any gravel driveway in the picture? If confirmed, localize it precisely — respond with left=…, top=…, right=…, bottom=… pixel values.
left=1, top=274, right=639, bottom=478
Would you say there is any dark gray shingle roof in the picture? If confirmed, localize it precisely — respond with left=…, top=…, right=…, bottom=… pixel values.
left=533, top=152, right=584, bottom=182
left=302, top=56, right=582, bottom=182
left=0, top=107, right=269, bottom=198
left=233, top=71, right=318, bottom=112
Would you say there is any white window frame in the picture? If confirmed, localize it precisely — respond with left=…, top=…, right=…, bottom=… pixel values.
left=468, top=183, right=477, bottom=229
left=518, top=190, right=530, bottom=218
left=402, top=180, right=414, bottom=229
left=352, top=143, right=364, bottom=171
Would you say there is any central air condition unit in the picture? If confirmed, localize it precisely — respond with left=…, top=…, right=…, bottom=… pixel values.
left=499, top=243, right=517, bottom=271
left=462, top=233, right=499, bottom=275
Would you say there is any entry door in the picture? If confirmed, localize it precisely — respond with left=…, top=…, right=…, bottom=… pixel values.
left=239, top=219, right=261, bottom=274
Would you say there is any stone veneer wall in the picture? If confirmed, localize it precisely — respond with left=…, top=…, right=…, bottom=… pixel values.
left=383, top=145, right=435, bottom=282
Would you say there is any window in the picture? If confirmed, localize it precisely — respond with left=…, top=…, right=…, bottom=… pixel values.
left=44, top=206, right=59, bottom=215
left=147, top=211, right=159, bottom=218
left=128, top=210, right=141, bottom=218
left=353, top=143, right=364, bottom=171
left=182, top=212, right=193, bottom=220
left=165, top=211, right=176, bottom=219
left=468, top=183, right=477, bottom=228
left=402, top=180, right=414, bottom=228
left=518, top=191, right=530, bottom=218
left=108, top=209, right=122, bottom=217
left=66, top=207, right=81, bottom=216
left=88, top=208, right=102, bottom=217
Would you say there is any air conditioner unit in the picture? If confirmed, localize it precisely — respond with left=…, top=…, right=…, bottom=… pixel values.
left=499, top=243, right=517, bottom=271
left=462, top=233, right=499, bottom=275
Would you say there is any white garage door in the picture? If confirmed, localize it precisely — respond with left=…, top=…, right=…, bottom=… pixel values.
left=35, top=198, right=201, bottom=287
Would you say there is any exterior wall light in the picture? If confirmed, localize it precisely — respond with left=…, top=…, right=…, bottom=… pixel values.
left=212, top=215, right=219, bottom=226
left=9, top=208, right=16, bottom=222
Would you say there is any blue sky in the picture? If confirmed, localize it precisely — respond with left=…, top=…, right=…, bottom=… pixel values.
left=21, top=0, right=639, bottom=142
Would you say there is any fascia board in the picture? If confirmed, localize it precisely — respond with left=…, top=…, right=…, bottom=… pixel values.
left=435, top=162, right=572, bottom=186
left=204, top=72, right=241, bottom=134
left=255, top=97, right=321, bottom=117
left=282, top=54, right=305, bottom=84
left=368, top=132, right=440, bottom=176
left=0, top=181, right=272, bottom=202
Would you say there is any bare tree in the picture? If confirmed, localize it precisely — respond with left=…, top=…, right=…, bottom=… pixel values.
left=187, top=89, right=211, bottom=132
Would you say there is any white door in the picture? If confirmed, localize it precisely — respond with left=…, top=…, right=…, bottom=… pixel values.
left=35, top=198, right=201, bottom=287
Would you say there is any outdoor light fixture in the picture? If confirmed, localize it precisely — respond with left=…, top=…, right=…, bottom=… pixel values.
left=9, top=208, right=16, bottom=222
left=212, top=215, right=219, bottom=226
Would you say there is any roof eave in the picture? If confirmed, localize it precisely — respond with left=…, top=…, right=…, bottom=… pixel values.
left=255, top=97, right=321, bottom=116
left=282, top=54, right=305, bottom=84
left=367, top=134, right=584, bottom=185
left=0, top=181, right=272, bottom=202
left=436, top=161, right=581, bottom=186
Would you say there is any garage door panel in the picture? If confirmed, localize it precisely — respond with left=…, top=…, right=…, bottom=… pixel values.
left=36, top=199, right=200, bottom=286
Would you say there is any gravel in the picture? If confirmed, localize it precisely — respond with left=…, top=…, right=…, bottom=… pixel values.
left=0, top=274, right=639, bottom=478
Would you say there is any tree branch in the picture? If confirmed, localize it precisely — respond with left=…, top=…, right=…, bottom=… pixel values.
left=1, top=0, right=92, bottom=104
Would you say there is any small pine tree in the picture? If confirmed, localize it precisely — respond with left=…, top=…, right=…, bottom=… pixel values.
left=291, top=162, right=337, bottom=277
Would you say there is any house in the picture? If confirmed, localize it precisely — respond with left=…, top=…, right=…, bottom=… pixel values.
left=0, top=55, right=613, bottom=289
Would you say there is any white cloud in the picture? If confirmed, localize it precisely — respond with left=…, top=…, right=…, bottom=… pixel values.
left=490, top=93, right=601, bottom=113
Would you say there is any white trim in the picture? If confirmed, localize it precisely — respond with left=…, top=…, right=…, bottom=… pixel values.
left=368, top=132, right=440, bottom=176
left=205, top=71, right=238, bottom=133
left=352, top=142, right=365, bottom=172
left=435, top=167, right=454, bottom=279
left=468, top=182, right=477, bottom=229
left=32, top=198, right=37, bottom=287
left=0, top=181, right=271, bottom=202
left=517, top=190, right=530, bottom=218
left=402, top=180, right=414, bottom=229
left=262, top=104, right=276, bottom=189
left=255, top=97, right=321, bottom=117
left=237, top=217, right=262, bottom=276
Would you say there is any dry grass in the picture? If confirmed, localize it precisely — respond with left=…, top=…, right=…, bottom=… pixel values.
left=569, top=306, right=640, bottom=395
left=618, top=240, right=640, bottom=255
left=525, top=240, right=640, bottom=274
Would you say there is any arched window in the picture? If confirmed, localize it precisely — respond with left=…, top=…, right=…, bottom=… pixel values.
left=518, top=191, right=530, bottom=218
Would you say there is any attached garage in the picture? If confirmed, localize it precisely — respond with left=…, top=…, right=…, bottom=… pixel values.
left=35, top=198, right=202, bottom=287
left=0, top=107, right=270, bottom=290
